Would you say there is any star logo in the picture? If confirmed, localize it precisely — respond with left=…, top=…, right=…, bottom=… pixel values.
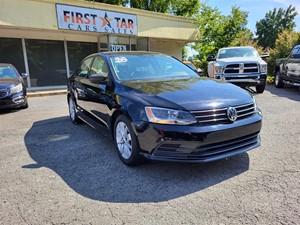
left=99, top=12, right=113, bottom=28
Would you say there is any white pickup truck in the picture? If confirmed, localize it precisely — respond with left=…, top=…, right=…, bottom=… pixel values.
left=207, top=46, right=267, bottom=93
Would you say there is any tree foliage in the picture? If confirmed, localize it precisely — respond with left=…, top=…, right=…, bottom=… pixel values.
left=255, top=5, right=298, bottom=49
left=88, top=0, right=200, bottom=17
left=193, top=5, right=248, bottom=60
left=267, top=30, right=300, bottom=76
left=87, top=0, right=128, bottom=6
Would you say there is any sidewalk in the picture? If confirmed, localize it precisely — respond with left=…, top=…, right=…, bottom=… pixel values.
left=27, top=89, right=67, bottom=97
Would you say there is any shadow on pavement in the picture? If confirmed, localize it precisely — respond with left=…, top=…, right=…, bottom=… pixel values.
left=23, top=116, right=250, bottom=203
left=265, top=84, right=300, bottom=101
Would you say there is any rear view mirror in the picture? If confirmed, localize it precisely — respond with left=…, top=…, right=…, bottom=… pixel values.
left=89, top=73, right=107, bottom=84
left=207, top=56, right=216, bottom=61
left=260, top=53, right=269, bottom=59
left=21, top=73, right=28, bottom=79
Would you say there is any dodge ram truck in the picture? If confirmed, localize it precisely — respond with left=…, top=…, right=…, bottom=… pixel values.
left=208, top=46, right=267, bottom=93
left=275, top=44, right=300, bottom=88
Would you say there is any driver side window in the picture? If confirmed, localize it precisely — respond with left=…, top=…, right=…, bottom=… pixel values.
left=90, top=56, right=108, bottom=77
left=75, top=57, right=94, bottom=78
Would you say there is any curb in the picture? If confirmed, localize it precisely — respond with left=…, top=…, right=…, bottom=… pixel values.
left=27, top=90, right=67, bottom=97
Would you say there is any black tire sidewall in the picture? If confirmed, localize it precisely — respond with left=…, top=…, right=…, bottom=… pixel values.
left=114, top=115, right=143, bottom=166
left=68, top=96, right=79, bottom=124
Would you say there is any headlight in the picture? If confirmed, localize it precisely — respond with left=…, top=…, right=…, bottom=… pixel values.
left=10, top=84, right=23, bottom=94
left=145, top=107, right=197, bottom=125
left=214, top=65, right=224, bottom=74
left=260, top=64, right=267, bottom=73
left=253, top=97, right=262, bottom=115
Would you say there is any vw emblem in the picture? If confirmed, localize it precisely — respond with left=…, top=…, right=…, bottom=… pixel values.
left=227, top=107, right=238, bottom=122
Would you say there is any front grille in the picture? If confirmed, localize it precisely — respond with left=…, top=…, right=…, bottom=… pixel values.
left=224, top=63, right=259, bottom=74
left=0, top=91, right=9, bottom=99
left=153, top=133, right=260, bottom=160
left=191, top=102, right=255, bottom=125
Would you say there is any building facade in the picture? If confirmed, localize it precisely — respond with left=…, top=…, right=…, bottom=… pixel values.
left=0, top=0, right=198, bottom=89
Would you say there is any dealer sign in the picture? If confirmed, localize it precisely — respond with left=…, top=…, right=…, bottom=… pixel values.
left=56, top=4, right=138, bottom=35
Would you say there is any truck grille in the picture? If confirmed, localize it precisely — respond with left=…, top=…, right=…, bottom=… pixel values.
left=224, top=63, right=258, bottom=74
left=191, top=102, right=256, bottom=125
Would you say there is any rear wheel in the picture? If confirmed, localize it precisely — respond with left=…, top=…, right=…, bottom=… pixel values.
left=255, top=84, right=266, bottom=93
left=275, top=71, right=284, bottom=88
left=68, top=96, right=81, bottom=124
left=114, top=115, right=146, bottom=166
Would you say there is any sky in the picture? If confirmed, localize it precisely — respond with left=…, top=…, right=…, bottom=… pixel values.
left=205, top=0, right=300, bottom=34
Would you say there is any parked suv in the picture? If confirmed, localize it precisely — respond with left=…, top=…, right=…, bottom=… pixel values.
left=275, top=44, right=300, bottom=88
left=207, top=46, right=267, bottom=93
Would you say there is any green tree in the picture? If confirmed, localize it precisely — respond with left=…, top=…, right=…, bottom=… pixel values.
left=88, top=0, right=200, bottom=17
left=193, top=5, right=249, bottom=60
left=86, top=0, right=128, bottom=6
left=267, top=30, right=300, bottom=77
left=255, top=5, right=298, bottom=49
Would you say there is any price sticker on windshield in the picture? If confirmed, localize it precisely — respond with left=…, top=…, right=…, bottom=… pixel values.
left=114, top=57, right=128, bottom=63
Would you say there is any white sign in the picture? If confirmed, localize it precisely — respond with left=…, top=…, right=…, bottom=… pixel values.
left=56, top=4, right=138, bottom=35
left=110, top=45, right=127, bottom=52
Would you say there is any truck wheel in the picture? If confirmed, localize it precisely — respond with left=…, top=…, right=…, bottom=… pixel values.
left=256, top=84, right=265, bottom=93
left=275, top=71, right=284, bottom=88
left=114, top=115, right=146, bottom=166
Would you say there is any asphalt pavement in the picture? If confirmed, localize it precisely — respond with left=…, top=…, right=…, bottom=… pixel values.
left=0, top=84, right=299, bottom=225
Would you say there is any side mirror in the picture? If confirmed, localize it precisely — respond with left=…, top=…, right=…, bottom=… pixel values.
left=292, top=53, right=300, bottom=59
left=207, top=56, right=216, bottom=61
left=89, top=73, right=107, bottom=84
left=260, top=53, right=269, bottom=59
left=21, top=73, right=28, bottom=79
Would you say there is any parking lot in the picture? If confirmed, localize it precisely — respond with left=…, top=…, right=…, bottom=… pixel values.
left=0, top=84, right=299, bottom=225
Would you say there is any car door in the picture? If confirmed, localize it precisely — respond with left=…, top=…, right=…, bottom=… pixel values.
left=82, top=55, right=114, bottom=128
left=286, top=46, right=299, bottom=78
left=72, top=56, right=94, bottom=109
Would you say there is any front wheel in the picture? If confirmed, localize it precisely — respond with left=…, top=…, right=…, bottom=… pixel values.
left=114, top=115, right=146, bottom=166
left=255, top=84, right=266, bottom=93
left=68, top=96, right=81, bottom=124
left=275, top=71, right=284, bottom=88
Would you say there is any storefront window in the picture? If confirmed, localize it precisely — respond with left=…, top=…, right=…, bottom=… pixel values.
left=67, top=41, right=98, bottom=72
left=99, top=35, right=108, bottom=52
left=130, top=37, right=137, bottom=51
left=137, top=38, right=148, bottom=51
left=26, top=39, right=66, bottom=87
left=0, top=37, right=25, bottom=77
left=109, top=36, right=129, bottom=52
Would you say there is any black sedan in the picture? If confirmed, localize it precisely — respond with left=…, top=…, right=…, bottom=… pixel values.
left=67, top=52, right=262, bottom=166
left=0, top=64, right=28, bottom=109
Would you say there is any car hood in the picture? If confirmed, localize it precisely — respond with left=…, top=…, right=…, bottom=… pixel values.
left=121, top=77, right=253, bottom=111
left=0, top=78, right=19, bottom=88
left=216, top=57, right=266, bottom=64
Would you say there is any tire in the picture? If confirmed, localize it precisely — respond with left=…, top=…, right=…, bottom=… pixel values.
left=255, top=84, right=266, bottom=93
left=275, top=71, right=284, bottom=88
left=68, top=96, right=81, bottom=124
left=20, top=95, right=28, bottom=109
left=114, top=115, right=146, bottom=166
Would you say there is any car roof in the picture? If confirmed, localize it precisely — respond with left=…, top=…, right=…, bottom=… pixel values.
left=219, top=46, right=254, bottom=50
left=83, top=51, right=168, bottom=60
left=0, top=63, right=14, bottom=67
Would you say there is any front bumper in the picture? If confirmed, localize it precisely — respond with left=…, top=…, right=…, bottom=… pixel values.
left=134, top=113, right=262, bottom=163
left=215, top=73, right=266, bottom=87
left=0, top=93, right=27, bottom=109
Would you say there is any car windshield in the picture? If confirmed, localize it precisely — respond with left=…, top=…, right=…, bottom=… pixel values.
left=0, top=67, right=17, bottom=79
left=109, top=55, right=198, bottom=81
left=185, top=63, right=196, bottom=70
left=218, top=48, right=259, bottom=59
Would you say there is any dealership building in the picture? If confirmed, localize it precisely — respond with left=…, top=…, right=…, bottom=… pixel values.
left=0, top=0, right=198, bottom=89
